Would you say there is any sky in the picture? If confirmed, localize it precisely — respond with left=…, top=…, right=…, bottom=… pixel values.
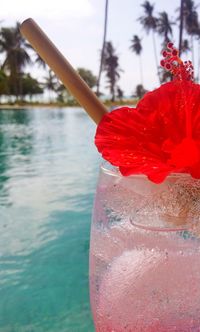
left=0, top=0, right=195, bottom=96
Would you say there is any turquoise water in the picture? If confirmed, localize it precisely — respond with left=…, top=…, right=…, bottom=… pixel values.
left=0, top=107, right=99, bottom=331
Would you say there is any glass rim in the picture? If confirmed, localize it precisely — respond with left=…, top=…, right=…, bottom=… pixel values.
left=100, top=161, right=192, bottom=180
left=98, top=162, right=200, bottom=233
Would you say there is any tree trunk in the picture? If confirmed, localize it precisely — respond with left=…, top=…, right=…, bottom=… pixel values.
left=152, top=32, right=160, bottom=84
left=197, top=39, right=200, bottom=83
left=111, top=84, right=115, bottom=102
left=96, top=0, right=109, bottom=96
left=139, top=55, right=143, bottom=85
left=179, top=0, right=184, bottom=55
left=191, top=35, right=195, bottom=69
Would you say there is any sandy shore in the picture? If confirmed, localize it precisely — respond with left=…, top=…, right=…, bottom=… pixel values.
left=0, top=104, right=75, bottom=109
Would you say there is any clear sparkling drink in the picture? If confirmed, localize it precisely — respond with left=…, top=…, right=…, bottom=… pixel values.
left=90, top=163, right=200, bottom=331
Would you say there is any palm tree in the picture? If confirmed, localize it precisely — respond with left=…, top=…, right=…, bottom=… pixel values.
left=103, top=41, right=121, bottom=102
left=116, top=87, right=123, bottom=101
left=196, top=28, right=200, bottom=83
left=96, top=0, right=109, bottom=96
left=0, top=69, right=9, bottom=100
left=77, top=68, right=97, bottom=89
left=138, top=1, right=160, bottom=82
left=35, top=54, right=46, bottom=69
left=21, top=74, right=43, bottom=101
left=43, top=69, right=58, bottom=102
left=184, top=0, right=199, bottom=34
left=181, top=39, right=190, bottom=53
left=135, top=84, right=147, bottom=99
left=157, top=12, right=174, bottom=46
left=183, top=0, right=199, bottom=65
left=0, top=22, right=32, bottom=99
left=130, top=35, right=143, bottom=85
left=179, top=0, right=184, bottom=54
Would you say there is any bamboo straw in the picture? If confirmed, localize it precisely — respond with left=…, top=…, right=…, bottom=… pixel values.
left=20, top=18, right=107, bottom=124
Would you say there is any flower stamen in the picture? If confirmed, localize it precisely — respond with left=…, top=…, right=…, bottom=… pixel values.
left=160, top=42, right=194, bottom=81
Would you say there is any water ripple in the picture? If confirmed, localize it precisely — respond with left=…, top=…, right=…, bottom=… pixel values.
left=0, top=107, right=97, bottom=331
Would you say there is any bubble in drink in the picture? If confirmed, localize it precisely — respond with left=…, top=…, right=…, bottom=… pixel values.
left=96, top=248, right=200, bottom=331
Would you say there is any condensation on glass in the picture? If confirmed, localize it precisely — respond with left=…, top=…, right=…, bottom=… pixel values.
left=90, top=163, right=200, bottom=332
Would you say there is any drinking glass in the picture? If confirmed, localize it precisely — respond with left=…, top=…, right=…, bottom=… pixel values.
left=90, top=162, right=200, bottom=332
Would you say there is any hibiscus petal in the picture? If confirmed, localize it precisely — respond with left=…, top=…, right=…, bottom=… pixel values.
left=95, top=81, right=200, bottom=183
left=95, top=107, right=165, bottom=166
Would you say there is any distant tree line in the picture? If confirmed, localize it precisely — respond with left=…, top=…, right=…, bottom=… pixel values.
left=0, top=23, right=97, bottom=104
left=97, top=0, right=200, bottom=100
left=130, top=0, right=200, bottom=96
left=1, top=0, right=200, bottom=104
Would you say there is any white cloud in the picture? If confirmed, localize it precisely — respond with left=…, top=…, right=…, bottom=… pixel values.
left=1, top=0, right=93, bottom=22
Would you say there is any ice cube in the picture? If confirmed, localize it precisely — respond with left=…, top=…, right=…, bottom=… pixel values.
left=97, top=248, right=200, bottom=331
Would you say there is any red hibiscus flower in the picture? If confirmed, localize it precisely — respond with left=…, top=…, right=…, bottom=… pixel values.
left=95, top=44, right=200, bottom=183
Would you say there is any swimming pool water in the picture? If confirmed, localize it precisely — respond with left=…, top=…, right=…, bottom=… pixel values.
left=0, top=107, right=99, bottom=331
